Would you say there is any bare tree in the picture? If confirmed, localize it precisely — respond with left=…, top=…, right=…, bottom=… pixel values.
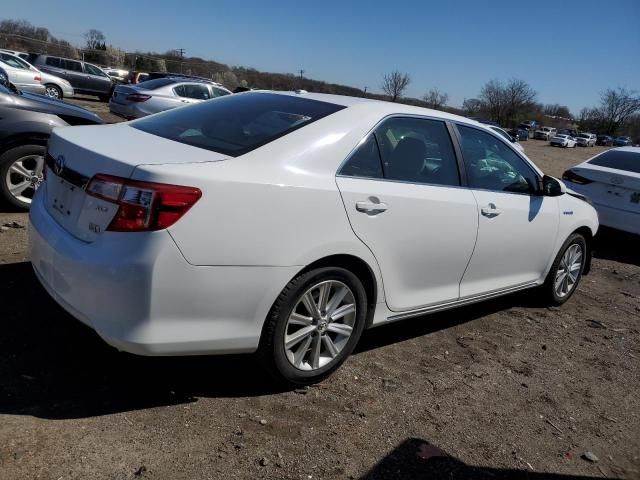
left=478, top=78, right=537, bottom=125
left=381, top=70, right=411, bottom=102
left=84, top=29, right=105, bottom=50
left=599, top=87, right=640, bottom=135
left=543, top=103, right=572, bottom=119
left=422, top=87, right=449, bottom=110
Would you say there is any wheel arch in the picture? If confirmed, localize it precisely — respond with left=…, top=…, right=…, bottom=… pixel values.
left=572, top=226, right=594, bottom=275
left=0, top=132, right=49, bottom=157
left=294, top=254, right=379, bottom=329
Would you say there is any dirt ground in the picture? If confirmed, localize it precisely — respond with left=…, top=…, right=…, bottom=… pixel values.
left=0, top=99, right=638, bottom=480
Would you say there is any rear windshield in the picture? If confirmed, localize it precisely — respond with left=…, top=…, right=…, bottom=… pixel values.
left=131, top=92, right=345, bottom=156
left=588, top=150, right=640, bottom=174
left=136, top=78, right=175, bottom=90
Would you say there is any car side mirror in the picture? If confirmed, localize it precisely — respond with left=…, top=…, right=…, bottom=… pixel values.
left=542, top=175, right=566, bottom=197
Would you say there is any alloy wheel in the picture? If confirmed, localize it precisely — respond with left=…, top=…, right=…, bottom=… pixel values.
left=284, top=280, right=356, bottom=371
left=5, top=154, right=45, bottom=205
left=45, top=86, right=60, bottom=99
left=554, top=244, right=583, bottom=298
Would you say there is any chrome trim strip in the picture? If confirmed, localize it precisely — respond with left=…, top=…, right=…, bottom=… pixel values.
left=385, top=282, right=538, bottom=322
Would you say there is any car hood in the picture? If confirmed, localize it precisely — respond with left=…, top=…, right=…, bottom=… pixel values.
left=12, top=91, right=102, bottom=123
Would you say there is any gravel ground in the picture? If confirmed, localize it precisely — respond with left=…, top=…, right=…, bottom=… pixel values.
left=0, top=100, right=638, bottom=479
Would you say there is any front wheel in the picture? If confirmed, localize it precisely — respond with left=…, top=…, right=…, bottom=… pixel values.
left=540, top=234, right=587, bottom=306
left=259, top=267, right=368, bottom=385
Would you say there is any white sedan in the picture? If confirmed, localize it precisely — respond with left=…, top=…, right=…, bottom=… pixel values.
left=29, top=91, right=598, bottom=384
left=563, top=147, right=640, bottom=235
left=550, top=134, right=577, bottom=148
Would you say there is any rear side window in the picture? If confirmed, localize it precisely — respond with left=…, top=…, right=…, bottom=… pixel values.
left=180, top=84, right=211, bottom=100
left=45, top=57, right=61, bottom=67
left=588, top=150, right=640, bottom=174
left=131, top=92, right=345, bottom=157
left=212, top=86, right=230, bottom=98
left=340, top=117, right=460, bottom=187
left=63, top=59, right=82, bottom=71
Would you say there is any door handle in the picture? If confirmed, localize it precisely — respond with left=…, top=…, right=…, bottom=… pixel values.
left=481, top=203, right=501, bottom=218
left=356, top=199, right=388, bottom=215
left=180, top=99, right=189, bottom=103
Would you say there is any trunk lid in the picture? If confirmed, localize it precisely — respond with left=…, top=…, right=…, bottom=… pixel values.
left=111, top=84, right=149, bottom=105
left=572, top=165, right=640, bottom=212
left=43, top=124, right=229, bottom=241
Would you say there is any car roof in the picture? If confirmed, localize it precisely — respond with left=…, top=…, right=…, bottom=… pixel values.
left=258, top=90, right=483, bottom=127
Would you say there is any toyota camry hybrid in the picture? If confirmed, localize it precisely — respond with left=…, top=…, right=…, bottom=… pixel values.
left=29, top=91, right=598, bottom=384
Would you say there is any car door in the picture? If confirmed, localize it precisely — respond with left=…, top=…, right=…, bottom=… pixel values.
left=83, top=62, right=111, bottom=94
left=455, top=124, right=559, bottom=298
left=61, top=59, right=86, bottom=89
left=336, top=116, right=478, bottom=311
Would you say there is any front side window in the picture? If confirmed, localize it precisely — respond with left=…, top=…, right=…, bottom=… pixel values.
left=0, top=56, right=26, bottom=69
left=84, top=63, right=106, bottom=77
left=211, top=86, right=230, bottom=98
left=457, top=125, right=539, bottom=194
left=131, top=92, right=345, bottom=156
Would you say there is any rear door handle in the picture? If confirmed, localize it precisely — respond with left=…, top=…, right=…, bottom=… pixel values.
left=356, top=199, right=388, bottom=215
left=481, top=203, right=501, bottom=218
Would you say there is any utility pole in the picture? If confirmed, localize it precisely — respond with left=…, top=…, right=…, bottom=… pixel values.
left=363, top=86, right=368, bottom=97
left=299, top=69, right=304, bottom=80
left=177, top=48, right=185, bottom=58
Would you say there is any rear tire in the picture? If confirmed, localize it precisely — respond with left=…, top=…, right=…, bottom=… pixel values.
left=539, top=233, right=587, bottom=306
left=259, top=267, right=367, bottom=386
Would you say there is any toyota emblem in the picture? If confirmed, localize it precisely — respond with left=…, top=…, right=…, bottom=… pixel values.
left=54, top=155, right=65, bottom=176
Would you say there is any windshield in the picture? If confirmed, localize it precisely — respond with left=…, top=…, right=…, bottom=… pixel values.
left=578, top=134, right=589, bottom=138
left=131, top=92, right=345, bottom=157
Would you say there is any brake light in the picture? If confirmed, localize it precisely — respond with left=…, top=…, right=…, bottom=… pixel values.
left=126, top=93, right=151, bottom=102
left=86, top=174, right=202, bottom=231
left=34, top=74, right=41, bottom=81
left=562, top=169, right=593, bottom=185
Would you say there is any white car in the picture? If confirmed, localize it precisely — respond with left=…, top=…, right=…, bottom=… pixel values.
left=563, top=147, right=639, bottom=235
left=576, top=133, right=597, bottom=147
left=0, top=51, right=74, bottom=99
left=29, top=92, right=598, bottom=384
left=489, top=125, right=525, bottom=152
left=550, top=134, right=577, bottom=148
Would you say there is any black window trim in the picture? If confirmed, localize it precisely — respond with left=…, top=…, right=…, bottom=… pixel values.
left=450, top=122, right=544, bottom=197
left=336, top=113, right=467, bottom=190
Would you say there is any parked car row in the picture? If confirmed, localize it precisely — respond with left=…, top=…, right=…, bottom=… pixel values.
left=0, top=66, right=102, bottom=208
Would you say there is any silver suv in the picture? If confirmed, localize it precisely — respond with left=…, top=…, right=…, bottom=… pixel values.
left=27, top=54, right=114, bottom=101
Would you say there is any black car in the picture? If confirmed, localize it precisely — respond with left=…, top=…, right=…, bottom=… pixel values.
left=0, top=66, right=103, bottom=209
left=596, top=135, right=613, bottom=146
left=26, top=54, right=114, bottom=101
left=509, top=127, right=529, bottom=141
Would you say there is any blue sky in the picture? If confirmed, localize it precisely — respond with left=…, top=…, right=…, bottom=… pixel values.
left=3, top=0, right=639, bottom=113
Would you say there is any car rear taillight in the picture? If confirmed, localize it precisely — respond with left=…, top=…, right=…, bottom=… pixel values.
left=34, top=74, right=41, bottom=81
left=126, top=93, right=151, bottom=102
left=562, top=169, right=593, bottom=185
left=86, top=174, right=202, bottom=232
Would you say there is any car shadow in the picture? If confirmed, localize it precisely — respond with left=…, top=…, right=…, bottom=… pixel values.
left=361, top=438, right=610, bottom=479
left=593, top=227, right=640, bottom=267
left=0, top=261, right=549, bottom=420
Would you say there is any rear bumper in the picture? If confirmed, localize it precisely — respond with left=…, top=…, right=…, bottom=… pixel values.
left=108, top=100, right=141, bottom=119
left=29, top=190, right=299, bottom=355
